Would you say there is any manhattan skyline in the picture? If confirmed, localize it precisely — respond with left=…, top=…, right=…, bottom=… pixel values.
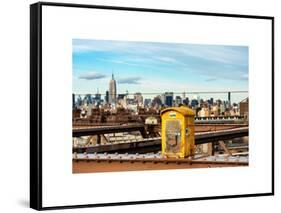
left=72, top=39, right=248, bottom=103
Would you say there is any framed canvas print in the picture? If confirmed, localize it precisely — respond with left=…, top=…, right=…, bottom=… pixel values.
left=30, top=1, right=274, bottom=210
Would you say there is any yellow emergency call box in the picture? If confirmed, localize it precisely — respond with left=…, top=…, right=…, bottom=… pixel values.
left=160, top=106, right=195, bottom=158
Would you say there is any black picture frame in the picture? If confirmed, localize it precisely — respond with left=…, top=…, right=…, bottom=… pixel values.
left=30, top=1, right=275, bottom=210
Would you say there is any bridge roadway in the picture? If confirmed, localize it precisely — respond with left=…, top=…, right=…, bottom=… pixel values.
left=73, top=127, right=248, bottom=153
left=73, top=123, right=147, bottom=137
left=73, top=153, right=248, bottom=173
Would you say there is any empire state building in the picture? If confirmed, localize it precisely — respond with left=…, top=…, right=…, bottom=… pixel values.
left=109, top=73, right=117, bottom=104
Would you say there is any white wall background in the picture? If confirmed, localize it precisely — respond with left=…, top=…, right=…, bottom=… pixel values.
left=0, top=0, right=279, bottom=212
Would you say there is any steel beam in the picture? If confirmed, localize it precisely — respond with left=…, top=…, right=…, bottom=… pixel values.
left=73, top=124, right=145, bottom=137
left=73, top=127, right=248, bottom=153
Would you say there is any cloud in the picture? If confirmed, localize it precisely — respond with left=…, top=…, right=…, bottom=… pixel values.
left=73, top=39, right=248, bottom=66
left=205, top=78, right=217, bottom=82
left=118, top=77, right=141, bottom=84
left=98, top=58, right=139, bottom=67
left=78, top=72, right=106, bottom=80
left=73, top=39, right=248, bottom=89
left=154, top=56, right=178, bottom=63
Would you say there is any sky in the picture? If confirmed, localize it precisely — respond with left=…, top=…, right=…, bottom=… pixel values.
left=72, top=39, right=248, bottom=103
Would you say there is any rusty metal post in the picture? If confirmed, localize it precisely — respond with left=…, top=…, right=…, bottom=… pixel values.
left=218, top=140, right=232, bottom=156
left=208, top=142, right=214, bottom=156
left=101, top=134, right=108, bottom=143
left=140, top=127, right=148, bottom=138
left=97, top=134, right=101, bottom=145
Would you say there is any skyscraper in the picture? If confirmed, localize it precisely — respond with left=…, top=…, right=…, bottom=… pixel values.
left=72, top=93, right=75, bottom=109
left=77, top=95, right=82, bottom=106
left=175, top=96, right=182, bottom=106
left=182, top=91, right=186, bottom=100
left=105, top=90, right=109, bottom=103
left=94, top=89, right=101, bottom=106
left=164, top=92, right=173, bottom=107
left=183, top=97, right=189, bottom=106
left=109, top=73, right=117, bottom=104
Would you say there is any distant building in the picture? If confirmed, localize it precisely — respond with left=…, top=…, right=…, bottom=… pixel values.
left=126, top=98, right=135, bottom=105
left=72, top=94, right=75, bottom=109
left=109, top=73, right=117, bottom=104
left=164, top=92, right=173, bottom=107
left=175, top=96, right=182, bottom=106
left=93, top=90, right=101, bottom=106
left=84, top=94, right=92, bottom=105
left=77, top=95, right=82, bottom=107
left=118, top=95, right=127, bottom=108
left=86, top=103, right=94, bottom=117
left=117, top=94, right=126, bottom=100
left=228, top=92, right=231, bottom=105
left=144, top=98, right=152, bottom=107
left=182, top=92, right=186, bottom=100
left=152, top=95, right=162, bottom=108
left=229, top=108, right=239, bottom=116
left=183, top=97, right=189, bottom=106
left=210, top=98, right=214, bottom=105
left=105, top=90, right=109, bottom=103
left=211, top=105, right=220, bottom=116
left=220, top=102, right=226, bottom=114
left=134, top=92, right=143, bottom=106
left=216, top=99, right=222, bottom=107
left=160, top=94, right=165, bottom=104
left=198, top=107, right=210, bottom=117
left=72, top=108, right=81, bottom=118
left=95, top=92, right=101, bottom=100
left=145, top=116, right=158, bottom=125
left=206, top=99, right=212, bottom=106
left=191, top=99, right=199, bottom=108
left=239, top=98, right=249, bottom=117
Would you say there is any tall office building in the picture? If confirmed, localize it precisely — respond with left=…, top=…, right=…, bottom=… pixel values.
left=175, top=96, right=182, bottom=106
left=239, top=98, right=249, bottom=117
left=191, top=99, right=199, bottom=108
left=164, top=92, right=174, bottom=107
left=182, top=91, right=186, bottom=100
left=144, top=98, right=152, bottom=107
left=109, top=73, right=117, bottom=104
left=152, top=95, right=162, bottom=108
left=72, top=93, right=75, bottom=109
left=94, top=89, right=101, bottom=106
left=77, top=95, right=82, bottom=106
left=84, top=94, right=92, bottom=105
left=105, top=90, right=109, bottom=103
